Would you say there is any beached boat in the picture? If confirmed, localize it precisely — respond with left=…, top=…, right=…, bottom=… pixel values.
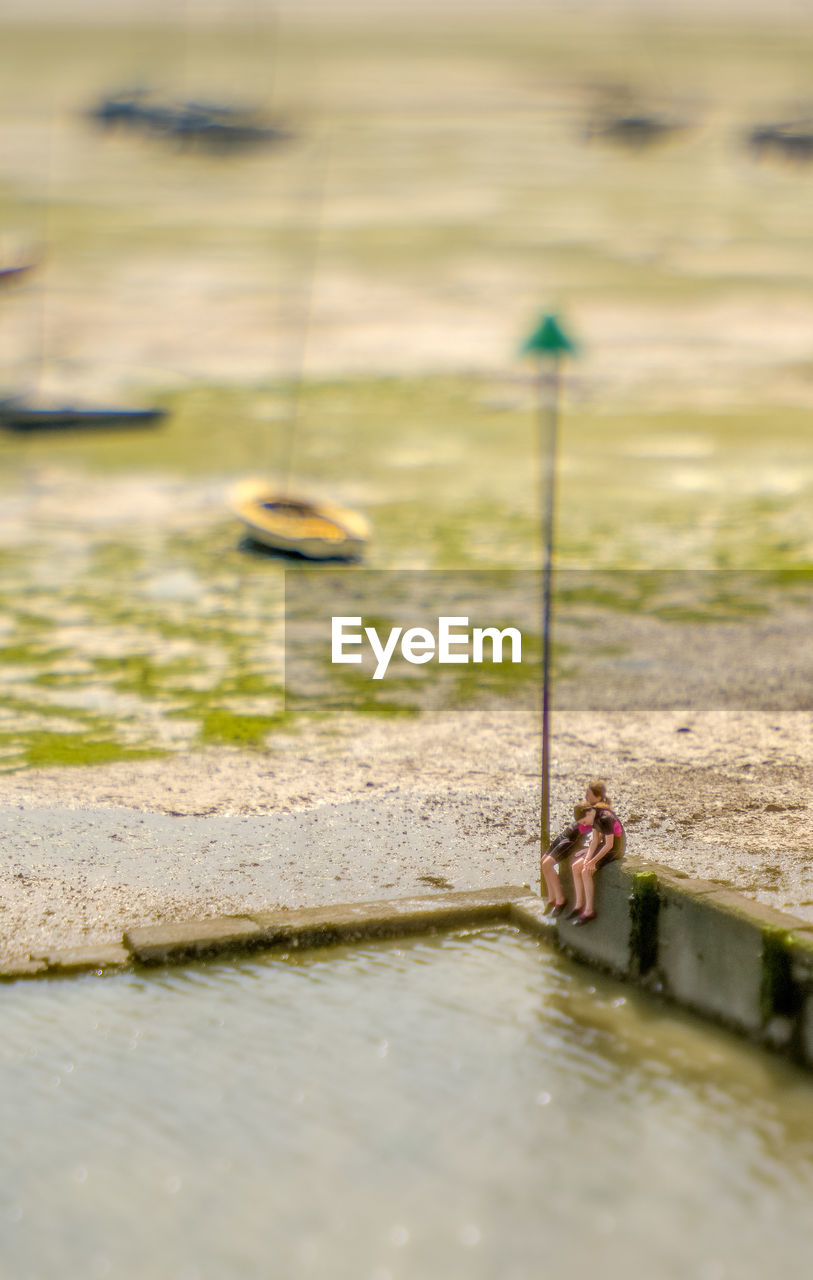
left=0, top=243, right=166, bottom=435
left=230, top=477, right=370, bottom=560
left=229, top=137, right=368, bottom=563
left=0, top=397, right=166, bottom=434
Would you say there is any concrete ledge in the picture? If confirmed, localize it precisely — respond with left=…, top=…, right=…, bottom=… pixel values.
left=250, top=886, right=522, bottom=948
left=509, top=895, right=558, bottom=938
left=542, top=854, right=813, bottom=1067
left=125, top=916, right=261, bottom=964
left=0, top=956, right=48, bottom=980
left=654, top=881, right=803, bottom=1036
left=33, top=944, right=131, bottom=975
left=629, top=863, right=723, bottom=899
left=121, top=888, right=522, bottom=966
left=555, top=861, right=635, bottom=976
left=4, top=872, right=813, bottom=1073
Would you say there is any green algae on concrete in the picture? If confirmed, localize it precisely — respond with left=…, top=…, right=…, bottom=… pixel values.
left=790, top=932, right=813, bottom=1066
left=629, top=870, right=660, bottom=978
left=760, top=925, right=804, bottom=1026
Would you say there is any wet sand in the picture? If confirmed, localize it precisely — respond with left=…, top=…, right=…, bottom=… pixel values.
left=1, top=706, right=811, bottom=965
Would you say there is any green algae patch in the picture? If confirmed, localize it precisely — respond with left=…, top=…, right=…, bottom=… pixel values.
left=89, top=542, right=144, bottom=577
left=23, top=733, right=166, bottom=770
left=91, top=654, right=208, bottom=697
left=0, top=643, right=70, bottom=668
left=0, top=695, right=103, bottom=725
left=629, top=871, right=660, bottom=977
left=199, top=708, right=291, bottom=748
left=760, top=926, right=803, bottom=1024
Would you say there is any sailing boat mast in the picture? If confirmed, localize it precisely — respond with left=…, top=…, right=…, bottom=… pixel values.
left=278, top=140, right=330, bottom=497
left=230, top=139, right=369, bottom=560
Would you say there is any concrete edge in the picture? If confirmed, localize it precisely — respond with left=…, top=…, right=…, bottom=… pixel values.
left=124, top=916, right=263, bottom=965
left=35, top=943, right=132, bottom=975
left=0, top=887, right=527, bottom=979
left=2, top=872, right=813, bottom=1070
left=552, top=855, right=813, bottom=1066
left=124, top=886, right=525, bottom=964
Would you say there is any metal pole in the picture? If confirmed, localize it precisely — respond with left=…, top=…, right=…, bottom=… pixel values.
left=539, top=356, right=561, bottom=859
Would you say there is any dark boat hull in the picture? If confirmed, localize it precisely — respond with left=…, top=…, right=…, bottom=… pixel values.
left=0, top=264, right=34, bottom=286
left=0, top=402, right=166, bottom=433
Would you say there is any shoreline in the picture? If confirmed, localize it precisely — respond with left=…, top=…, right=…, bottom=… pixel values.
left=1, top=706, right=810, bottom=966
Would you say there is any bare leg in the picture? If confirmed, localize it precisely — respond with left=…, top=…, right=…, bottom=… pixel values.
left=570, top=856, right=586, bottom=913
left=581, top=838, right=613, bottom=919
left=540, top=854, right=565, bottom=906
left=582, top=859, right=597, bottom=916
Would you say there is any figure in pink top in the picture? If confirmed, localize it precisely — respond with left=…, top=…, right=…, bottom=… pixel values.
left=540, top=780, right=626, bottom=923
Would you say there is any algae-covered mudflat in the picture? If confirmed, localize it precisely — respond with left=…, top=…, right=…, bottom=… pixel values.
left=0, top=3, right=812, bottom=950
left=0, top=375, right=811, bottom=769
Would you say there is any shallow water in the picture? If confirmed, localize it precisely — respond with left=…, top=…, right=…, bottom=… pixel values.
left=2, top=927, right=813, bottom=1280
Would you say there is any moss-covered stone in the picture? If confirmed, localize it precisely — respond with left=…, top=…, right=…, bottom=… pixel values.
left=629, top=871, right=660, bottom=977
left=760, top=926, right=803, bottom=1024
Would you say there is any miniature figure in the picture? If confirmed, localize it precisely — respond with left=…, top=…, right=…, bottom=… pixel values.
left=569, top=780, right=626, bottom=925
left=540, top=801, right=592, bottom=916
left=540, top=780, right=626, bottom=923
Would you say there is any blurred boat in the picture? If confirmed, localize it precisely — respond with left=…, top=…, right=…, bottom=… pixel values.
left=585, top=111, right=689, bottom=148
left=0, top=262, right=34, bottom=287
left=1, top=242, right=166, bottom=435
left=230, top=477, right=369, bottom=561
left=0, top=397, right=166, bottom=434
left=746, top=120, right=813, bottom=162
left=169, top=112, right=291, bottom=154
left=88, top=89, right=292, bottom=153
left=88, top=88, right=151, bottom=129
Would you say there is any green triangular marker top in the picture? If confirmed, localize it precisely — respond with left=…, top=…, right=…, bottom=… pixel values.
left=521, top=313, right=576, bottom=357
